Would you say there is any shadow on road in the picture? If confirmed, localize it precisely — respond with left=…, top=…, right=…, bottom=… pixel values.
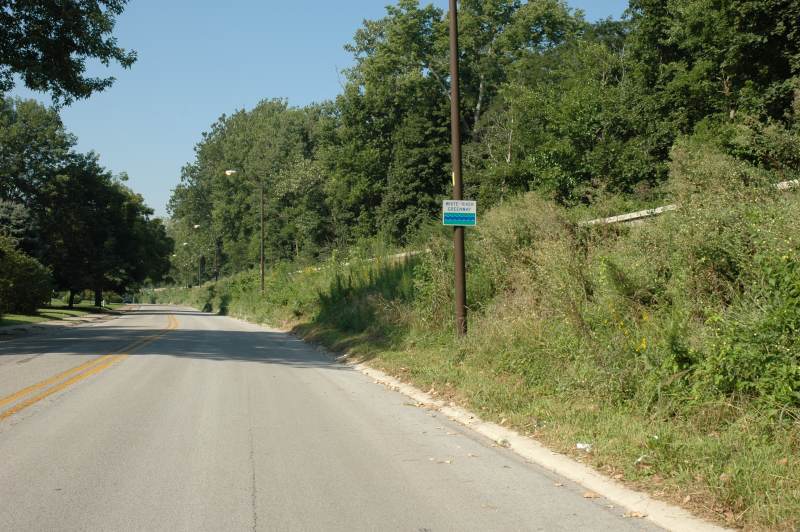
left=0, top=308, right=349, bottom=371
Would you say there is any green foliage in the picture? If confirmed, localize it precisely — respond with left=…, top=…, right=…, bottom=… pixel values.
left=0, top=96, right=75, bottom=203
left=0, top=200, right=35, bottom=247
left=36, top=153, right=172, bottom=302
left=168, top=0, right=585, bottom=278
left=0, top=95, right=173, bottom=307
left=0, top=236, right=51, bottom=315
left=628, top=0, right=800, bottom=123
left=0, top=0, right=136, bottom=104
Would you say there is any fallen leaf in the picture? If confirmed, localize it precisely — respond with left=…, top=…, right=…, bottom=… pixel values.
left=683, top=495, right=692, bottom=504
left=613, top=473, right=624, bottom=480
left=554, top=482, right=564, bottom=487
left=624, top=511, right=647, bottom=519
left=467, top=453, right=479, bottom=458
left=583, top=491, right=601, bottom=499
left=777, top=457, right=788, bottom=466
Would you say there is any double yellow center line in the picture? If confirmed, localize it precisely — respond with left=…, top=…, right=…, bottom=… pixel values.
left=0, top=314, right=179, bottom=422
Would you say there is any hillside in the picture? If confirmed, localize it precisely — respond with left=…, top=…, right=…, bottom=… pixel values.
left=157, top=137, right=800, bottom=530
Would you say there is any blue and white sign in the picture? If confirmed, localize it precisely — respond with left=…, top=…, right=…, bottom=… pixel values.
left=442, top=200, right=477, bottom=227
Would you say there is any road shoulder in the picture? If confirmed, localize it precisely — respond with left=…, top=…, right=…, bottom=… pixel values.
left=221, top=312, right=730, bottom=532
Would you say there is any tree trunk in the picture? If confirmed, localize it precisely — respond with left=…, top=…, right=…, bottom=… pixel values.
left=506, top=116, right=514, bottom=164
left=68, top=289, right=76, bottom=309
left=473, top=75, right=485, bottom=136
left=214, top=238, right=221, bottom=282
left=94, top=287, right=103, bottom=307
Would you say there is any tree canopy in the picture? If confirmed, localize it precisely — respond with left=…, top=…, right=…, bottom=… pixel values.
left=0, top=0, right=136, bottom=104
left=167, top=0, right=800, bottom=283
left=0, top=94, right=172, bottom=306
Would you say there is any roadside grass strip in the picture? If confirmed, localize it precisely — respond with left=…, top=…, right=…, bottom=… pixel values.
left=0, top=314, right=178, bottom=421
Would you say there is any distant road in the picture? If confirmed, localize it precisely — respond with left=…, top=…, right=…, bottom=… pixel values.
left=0, top=305, right=659, bottom=531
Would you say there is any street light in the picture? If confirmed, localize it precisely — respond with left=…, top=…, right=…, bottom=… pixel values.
left=226, top=169, right=265, bottom=293
left=182, top=237, right=202, bottom=286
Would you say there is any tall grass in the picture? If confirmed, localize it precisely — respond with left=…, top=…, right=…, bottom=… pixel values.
left=156, top=139, right=799, bottom=530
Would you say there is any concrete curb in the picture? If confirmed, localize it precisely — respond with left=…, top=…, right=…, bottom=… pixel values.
left=205, top=308, right=731, bottom=532
left=351, top=361, right=731, bottom=532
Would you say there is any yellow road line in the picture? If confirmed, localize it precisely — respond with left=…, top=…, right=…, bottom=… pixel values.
left=0, top=355, right=128, bottom=421
left=0, top=354, right=117, bottom=410
left=0, top=313, right=179, bottom=422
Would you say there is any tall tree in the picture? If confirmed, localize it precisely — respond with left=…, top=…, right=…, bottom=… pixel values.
left=628, top=0, right=800, bottom=124
left=38, top=154, right=171, bottom=306
left=0, top=96, right=75, bottom=203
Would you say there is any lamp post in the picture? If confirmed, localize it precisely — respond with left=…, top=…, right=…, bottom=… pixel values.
left=226, top=169, right=265, bottom=293
left=181, top=241, right=202, bottom=286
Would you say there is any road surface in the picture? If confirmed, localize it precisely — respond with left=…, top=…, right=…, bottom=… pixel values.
left=0, top=305, right=660, bottom=531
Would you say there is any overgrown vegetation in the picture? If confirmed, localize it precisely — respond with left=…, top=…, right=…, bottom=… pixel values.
left=158, top=142, right=800, bottom=528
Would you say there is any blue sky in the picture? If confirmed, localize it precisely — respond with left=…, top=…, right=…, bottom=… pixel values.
left=11, top=1, right=629, bottom=217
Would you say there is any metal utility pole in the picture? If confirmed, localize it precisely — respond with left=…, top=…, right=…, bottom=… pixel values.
left=449, top=0, right=467, bottom=337
left=259, top=181, right=265, bottom=293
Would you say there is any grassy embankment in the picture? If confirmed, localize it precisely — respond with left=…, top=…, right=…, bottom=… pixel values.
left=155, top=141, right=799, bottom=530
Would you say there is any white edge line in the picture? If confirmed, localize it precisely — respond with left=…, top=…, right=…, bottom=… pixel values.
left=351, top=361, right=732, bottom=532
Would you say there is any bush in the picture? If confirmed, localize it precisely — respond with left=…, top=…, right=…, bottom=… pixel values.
left=105, top=292, right=123, bottom=304
left=0, top=235, right=52, bottom=315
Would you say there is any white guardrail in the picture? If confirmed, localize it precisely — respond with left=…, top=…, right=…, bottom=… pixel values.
left=162, top=179, right=799, bottom=286
left=580, top=179, right=799, bottom=227
left=289, top=179, right=800, bottom=275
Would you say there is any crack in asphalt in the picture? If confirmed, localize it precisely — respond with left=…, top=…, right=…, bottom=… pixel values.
left=247, top=380, right=259, bottom=532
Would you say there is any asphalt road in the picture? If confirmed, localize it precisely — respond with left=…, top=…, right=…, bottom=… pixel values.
left=0, top=305, right=661, bottom=531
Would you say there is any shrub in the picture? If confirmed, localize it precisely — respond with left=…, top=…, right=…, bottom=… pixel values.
left=0, top=235, right=52, bottom=315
